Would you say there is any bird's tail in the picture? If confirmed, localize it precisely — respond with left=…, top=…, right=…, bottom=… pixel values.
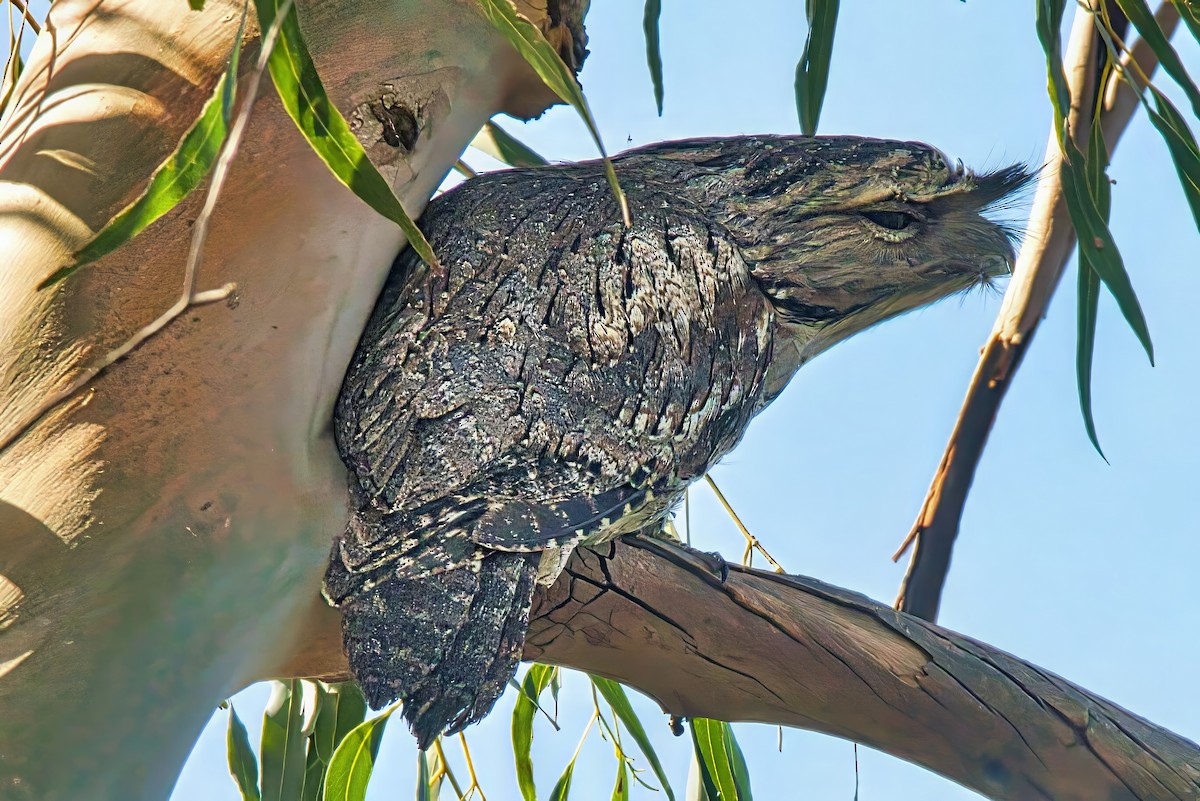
left=327, top=543, right=539, bottom=749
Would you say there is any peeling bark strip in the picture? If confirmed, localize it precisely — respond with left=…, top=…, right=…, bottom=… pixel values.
left=528, top=538, right=1200, bottom=801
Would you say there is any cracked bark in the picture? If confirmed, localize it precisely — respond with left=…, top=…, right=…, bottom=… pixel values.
left=525, top=538, right=1200, bottom=801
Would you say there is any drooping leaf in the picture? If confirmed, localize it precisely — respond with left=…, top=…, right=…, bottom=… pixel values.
left=261, top=680, right=308, bottom=801
left=1035, top=0, right=1071, bottom=137
left=687, top=738, right=718, bottom=801
left=1060, top=142, right=1153, bottom=364
left=590, top=676, right=675, bottom=800
left=300, top=741, right=326, bottom=801
left=1143, top=86, right=1200, bottom=230
left=476, top=0, right=629, bottom=225
left=314, top=681, right=368, bottom=766
left=1113, top=0, right=1200, bottom=120
left=689, top=719, right=752, bottom=801
left=643, top=0, right=665, bottom=115
left=1174, top=0, right=1200, bottom=45
left=611, top=758, right=630, bottom=801
left=550, top=664, right=563, bottom=706
left=547, top=715, right=598, bottom=801
left=251, top=0, right=441, bottom=271
left=548, top=752, right=579, bottom=801
left=512, top=663, right=558, bottom=801
left=226, top=704, right=262, bottom=801
left=1036, top=0, right=1153, bottom=369
left=322, top=708, right=395, bottom=801
left=416, top=746, right=443, bottom=801
left=40, top=4, right=247, bottom=288
left=470, top=120, right=548, bottom=167
left=1076, top=104, right=1111, bottom=458
left=794, top=0, right=840, bottom=135
left=724, top=723, right=752, bottom=799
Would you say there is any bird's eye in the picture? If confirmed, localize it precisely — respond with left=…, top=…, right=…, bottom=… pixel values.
left=862, top=210, right=918, bottom=231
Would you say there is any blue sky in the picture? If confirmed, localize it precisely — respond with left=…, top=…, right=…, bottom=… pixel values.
left=155, top=1, right=1200, bottom=798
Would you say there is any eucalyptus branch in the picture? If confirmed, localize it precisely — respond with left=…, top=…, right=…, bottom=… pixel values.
left=7, top=0, right=40, bottom=35
left=892, top=0, right=1180, bottom=622
left=704, top=474, right=787, bottom=573
left=527, top=537, right=1200, bottom=801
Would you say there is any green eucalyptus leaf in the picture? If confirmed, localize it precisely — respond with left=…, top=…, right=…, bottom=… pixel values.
left=687, top=740, right=718, bottom=801
left=470, top=120, right=548, bottom=167
left=512, top=663, right=558, bottom=801
left=1114, top=0, right=1200, bottom=119
left=1174, top=0, right=1200, bottom=45
left=794, top=0, right=839, bottom=135
left=643, top=0, right=665, bottom=115
left=589, top=676, right=675, bottom=801
left=1060, top=142, right=1153, bottom=365
left=611, top=758, right=630, bottom=801
left=1037, top=0, right=1153, bottom=381
left=548, top=754, right=578, bottom=801
left=550, top=664, right=563, bottom=705
left=226, top=704, right=262, bottom=801
left=322, top=708, right=395, bottom=801
left=300, top=742, right=326, bottom=801
left=689, top=719, right=751, bottom=801
left=251, top=0, right=441, bottom=271
left=724, top=723, right=752, bottom=799
left=1076, top=211, right=1104, bottom=458
left=1076, top=108, right=1111, bottom=459
left=1035, top=0, right=1071, bottom=140
left=314, top=681, right=368, bottom=765
left=40, top=5, right=247, bottom=288
left=476, top=0, right=629, bottom=225
left=1143, top=86, right=1200, bottom=229
left=416, top=746, right=444, bottom=801
left=261, top=680, right=308, bottom=801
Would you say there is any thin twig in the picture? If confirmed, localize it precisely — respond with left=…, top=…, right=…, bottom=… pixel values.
left=7, top=0, right=40, bottom=35
left=892, top=1, right=1179, bottom=621
left=507, top=669, right=562, bottom=729
left=0, top=0, right=292, bottom=457
left=432, top=738, right=469, bottom=800
left=456, top=732, right=487, bottom=801
left=703, top=474, right=786, bottom=573
left=452, top=158, right=478, bottom=178
left=683, top=486, right=691, bottom=545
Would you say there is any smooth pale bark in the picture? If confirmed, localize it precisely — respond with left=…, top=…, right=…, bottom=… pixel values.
left=0, top=2, right=562, bottom=798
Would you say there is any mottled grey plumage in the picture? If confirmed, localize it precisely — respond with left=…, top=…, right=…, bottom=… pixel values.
left=326, top=135, right=1029, bottom=747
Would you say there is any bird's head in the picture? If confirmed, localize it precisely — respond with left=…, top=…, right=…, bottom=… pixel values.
left=619, top=135, right=1031, bottom=402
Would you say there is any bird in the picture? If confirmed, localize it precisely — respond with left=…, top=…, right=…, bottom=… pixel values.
left=324, top=135, right=1030, bottom=748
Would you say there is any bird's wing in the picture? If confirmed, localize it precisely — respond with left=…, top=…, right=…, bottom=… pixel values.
left=471, top=482, right=656, bottom=551
left=334, top=171, right=773, bottom=574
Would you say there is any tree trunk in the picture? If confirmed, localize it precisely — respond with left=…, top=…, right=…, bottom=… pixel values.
left=527, top=539, right=1200, bottom=801
left=0, top=2, right=564, bottom=798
